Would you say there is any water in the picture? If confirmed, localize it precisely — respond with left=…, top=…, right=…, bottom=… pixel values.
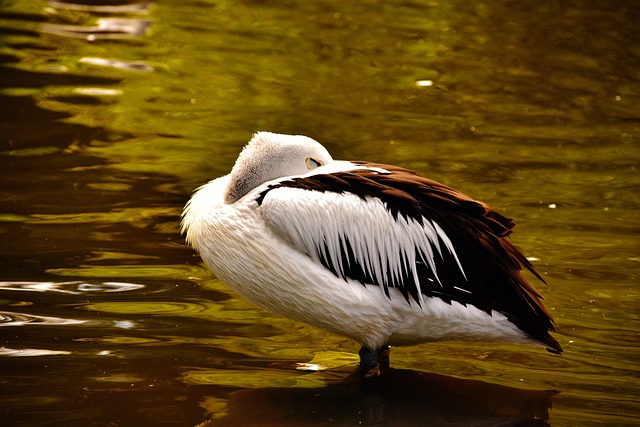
left=1, top=0, right=638, bottom=425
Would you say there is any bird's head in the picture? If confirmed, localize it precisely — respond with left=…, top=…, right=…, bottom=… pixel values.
left=224, top=132, right=333, bottom=203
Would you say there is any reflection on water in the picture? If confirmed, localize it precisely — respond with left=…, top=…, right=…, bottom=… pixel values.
left=0, top=280, right=145, bottom=294
left=78, top=56, right=154, bottom=73
left=207, top=368, right=557, bottom=427
left=1, top=0, right=639, bottom=426
left=0, top=347, right=72, bottom=357
left=0, top=311, right=86, bottom=326
left=40, top=17, right=151, bottom=40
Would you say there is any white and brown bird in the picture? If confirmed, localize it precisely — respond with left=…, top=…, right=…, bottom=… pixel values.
left=182, top=132, right=562, bottom=373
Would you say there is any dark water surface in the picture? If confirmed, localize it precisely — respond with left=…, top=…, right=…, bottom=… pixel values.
left=1, top=1, right=639, bottom=426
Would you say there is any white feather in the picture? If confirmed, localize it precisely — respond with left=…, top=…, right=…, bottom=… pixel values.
left=260, top=187, right=467, bottom=298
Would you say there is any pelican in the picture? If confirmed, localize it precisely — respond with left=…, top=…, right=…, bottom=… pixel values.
left=182, top=132, right=562, bottom=373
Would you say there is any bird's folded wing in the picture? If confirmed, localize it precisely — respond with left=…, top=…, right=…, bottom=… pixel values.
left=255, top=166, right=561, bottom=353
left=255, top=169, right=492, bottom=308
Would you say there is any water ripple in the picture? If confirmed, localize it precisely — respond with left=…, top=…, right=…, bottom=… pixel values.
left=40, top=18, right=152, bottom=40
left=38, top=0, right=153, bottom=41
left=0, top=347, right=71, bottom=357
left=0, top=281, right=145, bottom=295
left=0, top=311, right=86, bottom=326
left=79, top=57, right=154, bottom=73
left=47, top=1, right=152, bottom=14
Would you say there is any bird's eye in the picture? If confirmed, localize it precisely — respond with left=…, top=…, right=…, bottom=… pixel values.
left=305, top=157, right=323, bottom=170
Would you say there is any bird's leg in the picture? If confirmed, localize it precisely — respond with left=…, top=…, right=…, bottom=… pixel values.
left=358, top=346, right=378, bottom=372
left=358, top=345, right=391, bottom=377
left=377, top=345, right=391, bottom=369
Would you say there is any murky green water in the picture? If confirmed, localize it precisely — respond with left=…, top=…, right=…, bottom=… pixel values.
left=1, top=0, right=638, bottom=425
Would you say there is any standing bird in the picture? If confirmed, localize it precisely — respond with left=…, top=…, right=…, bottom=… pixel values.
left=182, top=132, right=562, bottom=373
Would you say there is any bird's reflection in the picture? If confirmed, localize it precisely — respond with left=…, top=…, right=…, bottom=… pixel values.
left=198, top=367, right=558, bottom=426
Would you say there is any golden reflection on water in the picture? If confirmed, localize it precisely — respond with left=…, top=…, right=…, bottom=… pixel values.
left=47, top=264, right=200, bottom=279
left=181, top=367, right=330, bottom=389
left=84, top=301, right=206, bottom=315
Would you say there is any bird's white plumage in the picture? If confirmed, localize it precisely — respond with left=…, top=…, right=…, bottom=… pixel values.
left=181, top=132, right=544, bottom=351
left=260, top=187, right=468, bottom=306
